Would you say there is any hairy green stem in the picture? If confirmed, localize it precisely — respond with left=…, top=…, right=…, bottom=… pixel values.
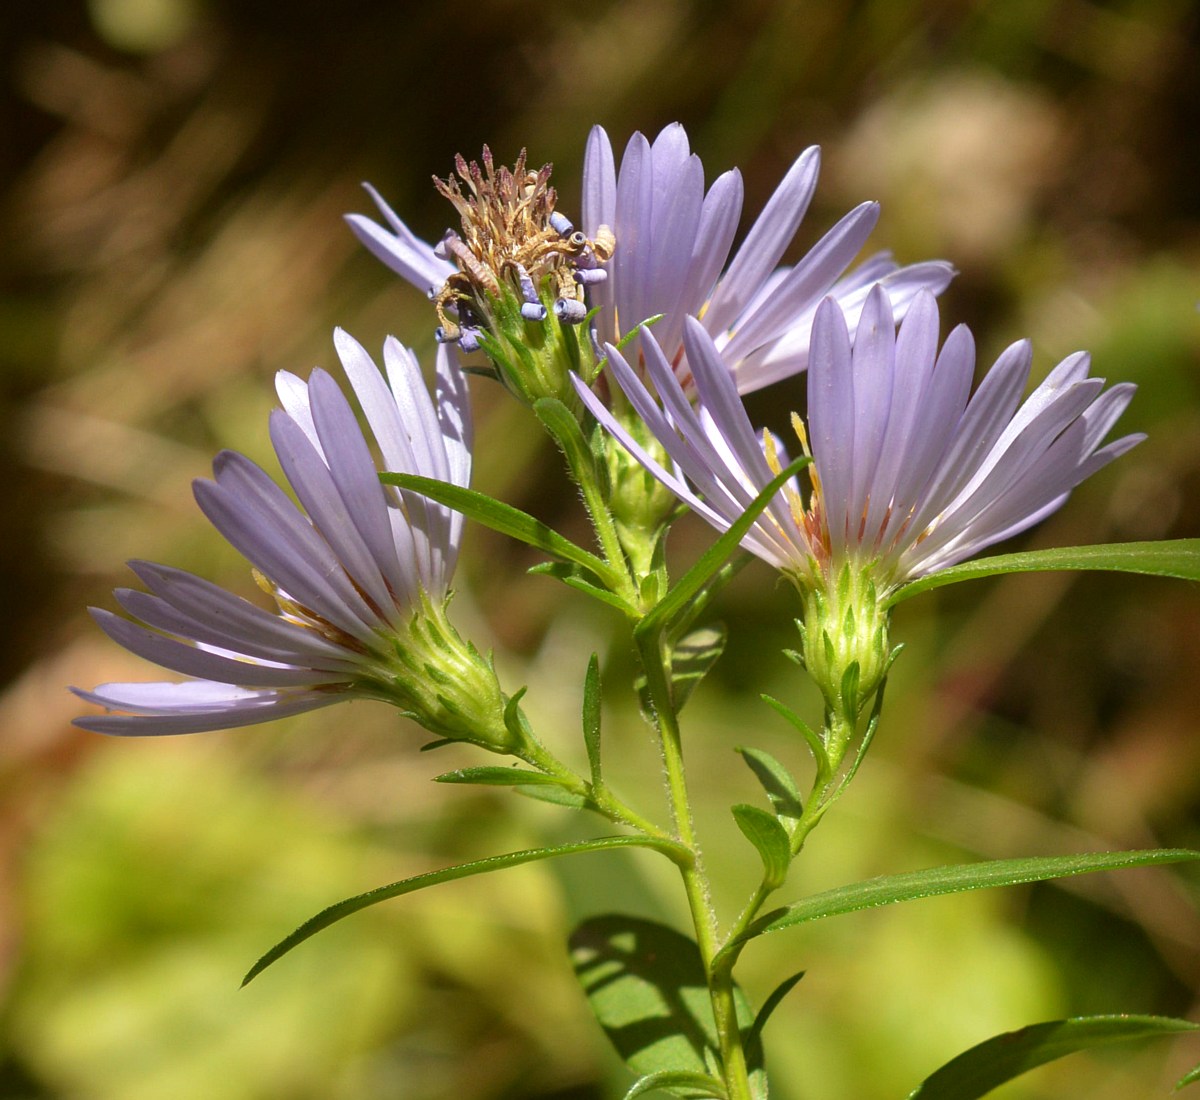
left=637, top=630, right=756, bottom=1100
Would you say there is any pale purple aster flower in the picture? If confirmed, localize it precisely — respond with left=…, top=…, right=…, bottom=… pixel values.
left=72, top=331, right=512, bottom=746
left=346, top=124, right=954, bottom=395
left=576, top=285, right=1143, bottom=593
left=579, top=123, right=954, bottom=394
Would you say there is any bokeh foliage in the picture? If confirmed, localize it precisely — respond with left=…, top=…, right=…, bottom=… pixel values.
left=1, top=1, right=1198, bottom=1097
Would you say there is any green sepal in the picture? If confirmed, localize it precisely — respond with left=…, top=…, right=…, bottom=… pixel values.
left=731, top=804, right=792, bottom=889
left=534, top=395, right=596, bottom=478
left=906, top=1014, right=1199, bottom=1099
left=623, top=1071, right=728, bottom=1100
left=380, top=472, right=623, bottom=591
left=729, top=848, right=1200, bottom=952
left=887, top=539, right=1200, bottom=608
left=243, top=836, right=687, bottom=986
left=418, top=738, right=456, bottom=753
left=636, top=457, right=810, bottom=641
left=582, top=654, right=603, bottom=787
left=759, top=694, right=830, bottom=777
left=736, top=746, right=805, bottom=822
left=570, top=914, right=766, bottom=1098
left=433, top=766, right=564, bottom=787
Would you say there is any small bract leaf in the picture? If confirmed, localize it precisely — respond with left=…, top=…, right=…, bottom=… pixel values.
left=731, top=804, right=791, bottom=889
left=570, top=915, right=765, bottom=1098
left=583, top=654, right=603, bottom=787
left=736, top=746, right=804, bottom=822
left=907, top=1014, right=1199, bottom=1099
left=623, top=1070, right=728, bottom=1099
left=887, top=539, right=1200, bottom=607
left=1177, top=1060, right=1200, bottom=1090
left=433, top=766, right=563, bottom=787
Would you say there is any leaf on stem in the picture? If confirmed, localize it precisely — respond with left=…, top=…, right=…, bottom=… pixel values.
left=758, top=695, right=830, bottom=777
left=570, top=915, right=766, bottom=1099
left=433, top=765, right=565, bottom=787
left=906, top=1014, right=1199, bottom=1099
left=381, top=472, right=623, bottom=592
left=636, top=625, right=729, bottom=715
left=635, top=457, right=810, bottom=642
left=1177, top=1060, right=1200, bottom=1090
left=583, top=654, right=603, bottom=787
left=731, top=848, right=1200, bottom=949
left=743, top=971, right=805, bottom=1061
left=731, top=804, right=792, bottom=890
left=736, top=747, right=805, bottom=823
left=886, top=539, right=1200, bottom=608
left=244, top=836, right=686, bottom=986
left=623, top=1071, right=728, bottom=1099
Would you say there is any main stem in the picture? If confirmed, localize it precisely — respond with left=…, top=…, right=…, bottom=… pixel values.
left=639, top=631, right=755, bottom=1100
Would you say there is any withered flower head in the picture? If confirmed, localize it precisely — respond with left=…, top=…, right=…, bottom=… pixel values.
left=430, top=147, right=614, bottom=356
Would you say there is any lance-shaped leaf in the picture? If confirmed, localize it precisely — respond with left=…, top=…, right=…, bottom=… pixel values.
left=722, top=849, right=1200, bottom=957
left=887, top=539, right=1200, bottom=607
left=1178, top=1060, right=1200, bottom=1090
left=731, top=804, right=792, bottom=890
left=636, top=624, right=729, bottom=715
left=583, top=653, right=603, bottom=787
left=570, top=915, right=766, bottom=1099
left=737, top=745, right=805, bottom=822
left=636, top=457, right=810, bottom=641
left=433, top=765, right=567, bottom=788
left=381, top=472, right=625, bottom=593
left=623, top=1071, right=728, bottom=1100
left=244, top=835, right=688, bottom=985
left=907, top=1014, right=1199, bottom=1099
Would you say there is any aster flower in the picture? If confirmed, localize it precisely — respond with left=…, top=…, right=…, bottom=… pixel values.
left=74, top=331, right=515, bottom=749
left=576, top=286, right=1142, bottom=727
left=347, top=124, right=953, bottom=398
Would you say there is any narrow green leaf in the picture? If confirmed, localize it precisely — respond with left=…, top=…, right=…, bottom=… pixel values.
left=744, top=971, right=805, bottom=1056
left=759, top=695, right=829, bottom=775
left=1177, top=1061, right=1200, bottom=1090
left=528, top=561, right=636, bottom=612
left=583, top=654, right=603, bottom=787
left=636, top=457, right=810, bottom=641
left=513, top=783, right=589, bottom=808
left=736, top=747, right=804, bottom=822
left=736, top=848, right=1200, bottom=946
left=623, top=1070, right=728, bottom=1099
left=244, top=836, right=687, bottom=985
left=381, top=472, right=621, bottom=589
left=731, top=804, right=792, bottom=889
left=433, top=765, right=563, bottom=787
left=887, top=539, right=1200, bottom=608
left=571, top=915, right=765, bottom=1099
left=908, top=1014, right=1199, bottom=1099
left=534, top=396, right=595, bottom=477
left=670, top=623, right=727, bottom=710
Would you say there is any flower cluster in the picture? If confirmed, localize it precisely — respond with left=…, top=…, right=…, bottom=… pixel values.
left=77, top=121, right=1141, bottom=749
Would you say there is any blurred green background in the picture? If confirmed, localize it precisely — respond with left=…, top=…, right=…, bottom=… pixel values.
left=2, top=1, right=1199, bottom=1097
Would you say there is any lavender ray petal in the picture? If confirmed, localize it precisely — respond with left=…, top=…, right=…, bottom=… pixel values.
left=73, top=683, right=340, bottom=735
left=807, top=298, right=856, bottom=553
left=720, top=202, right=881, bottom=365
left=582, top=125, right=618, bottom=345
left=270, top=405, right=401, bottom=620
left=113, top=587, right=357, bottom=673
left=613, top=132, right=654, bottom=347
left=645, top=152, right=705, bottom=358
left=195, top=456, right=379, bottom=642
left=347, top=183, right=455, bottom=292
left=846, top=286, right=896, bottom=540
left=90, top=608, right=343, bottom=687
left=275, top=370, right=319, bottom=451
left=704, top=146, right=821, bottom=336
left=128, top=560, right=356, bottom=664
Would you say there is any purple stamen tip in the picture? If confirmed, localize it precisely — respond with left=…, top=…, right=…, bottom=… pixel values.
left=550, top=212, right=573, bottom=235
left=554, top=298, right=587, bottom=324
left=433, top=230, right=458, bottom=261
left=575, top=268, right=607, bottom=285
left=434, top=326, right=451, bottom=344
left=520, top=302, right=548, bottom=321
left=459, top=328, right=482, bottom=353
